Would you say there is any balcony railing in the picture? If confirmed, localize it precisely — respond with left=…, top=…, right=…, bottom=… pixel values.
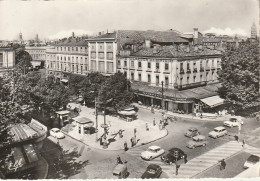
left=186, top=69, right=191, bottom=74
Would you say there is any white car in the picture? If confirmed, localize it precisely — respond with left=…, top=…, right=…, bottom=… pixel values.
left=141, top=146, right=165, bottom=160
left=208, top=126, right=227, bottom=139
left=224, top=117, right=244, bottom=127
left=50, top=128, right=65, bottom=139
left=244, top=155, right=259, bottom=169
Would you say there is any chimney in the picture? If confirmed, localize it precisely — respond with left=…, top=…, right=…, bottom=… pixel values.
left=145, top=39, right=151, bottom=48
left=193, top=28, right=198, bottom=45
left=72, top=32, right=75, bottom=38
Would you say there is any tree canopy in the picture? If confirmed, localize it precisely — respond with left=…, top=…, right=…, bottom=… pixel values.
left=218, top=39, right=260, bottom=114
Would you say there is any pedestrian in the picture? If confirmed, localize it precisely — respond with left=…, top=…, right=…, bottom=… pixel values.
left=184, top=154, right=188, bottom=164
left=146, top=123, right=149, bottom=131
left=124, top=141, right=128, bottom=151
left=234, top=135, right=239, bottom=142
left=219, top=159, right=226, bottom=170
left=175, top=162, right=180, bottom=175
left=153, top=118, right=156, bottom=126
left=116, top=155, right=123, bottom=164
left=130, top=137, right=134, bottom=147
left=242, top=139, right=246, bottom=148
left=100, top=136, right=103, bottom=145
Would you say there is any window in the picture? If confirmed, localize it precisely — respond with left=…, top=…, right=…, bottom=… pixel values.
left=64, top=57, right=66, bottom=61
left=107, top=52, right=113, bottom=60
left=148, top=74, right=151, bottom=83
left=131, top=72, right=134, bottom=81
left=124, top=61, right=127, bottom=67
left=107, top=44, right=112, bottom=50
left=138, top=73, right=142, bottom=81
left=187, top=62, right=190, bottom=70
left=148, top=62, right=151, bottom=69
left=98, top=52, right=104, bottom=59
left=131, top=61, right=134, bottom=67
left=91, top=52, right=96, bottom=59
left=200, top=74, right=203, bottom=81
left=165, top=63, right=169, bottom=70
left=187, top=76, right=190, bottom=84
left=68, top=57, right=70, bottom=61
left=76, top=47, right=78, bottom=51
left=61, top=57, right=62, bottom=61
left=61, top=47, right=63, bottom=51
left=180, top=63, right=183, bottom=69
left=138, top=62, right=142, bottom=68
left=156, top=62, right=159, bottom=70
left=117, top=60, right=121, bottom=66
left=81, top=66, right=83, bottom=73
left=72, top=65, right=74, bottom=72
left=165, top=76, right=169, bottom=86
left=57, top=56, right=59, bottom=60
left=156, top=75, right=159, bottom=85
left=72, top=47, right=74, bottom=51
left=68, top=47, right=70, bottom=51
left=193, top=76, right=196, bottom=83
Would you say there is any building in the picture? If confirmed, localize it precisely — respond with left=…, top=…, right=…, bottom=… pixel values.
left=25, top=46, right=52, bottom=68
left=45, top=34, right=88, bottom=81
left=251, top=22, right=257, bottom=39
left=0, top=43, right=15, bottom=76
left=90, top=29, right=223, bottom=113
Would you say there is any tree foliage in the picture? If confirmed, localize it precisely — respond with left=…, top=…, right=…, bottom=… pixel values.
left=218, top=39, right=260, bottom=114
left=15, top=48, right=32, bottom=72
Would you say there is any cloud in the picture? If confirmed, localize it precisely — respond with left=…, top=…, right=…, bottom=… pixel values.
left=47, top=29, right=94, bottom=40
left=202, top=27, right=249, bottom=36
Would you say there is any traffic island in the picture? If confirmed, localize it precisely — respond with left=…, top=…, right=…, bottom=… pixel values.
left=62, top=104, right=168, bottom=151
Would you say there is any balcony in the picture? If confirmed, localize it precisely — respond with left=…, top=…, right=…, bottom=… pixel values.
left=146, top=68, right=152, bottom=72
left=211, top=66, right=216, bottom=70
left=137, top=67, right=142, bottom=71
left=193, top=68, right=198, bottom=73
left=186, top=69, right=191, bottom=74
left=200, top=67, right=204, bottom=72
left=130, top=66, right=135, bottom=70
left=180, top=69, right=185, bottom=74
left=154, top=68, right=160, bottom=73
left=206, top=66, right=211, bottom=71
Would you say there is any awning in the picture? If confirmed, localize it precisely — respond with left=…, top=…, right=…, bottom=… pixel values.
left=61, top=79, right=68, bottom=83
left=200, top=95, right=225, bottom=108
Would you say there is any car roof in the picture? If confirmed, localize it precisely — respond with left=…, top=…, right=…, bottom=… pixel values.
left=169, top=147, right=184, bottom=153
left=215, top=126, right=225, bottom=130
left=147, top=164, right=161, bottom=170
left=51, top=128, right=60, bottom=131
left=189, top=127, right=198, bottom=131
left=148, top=146, right=161, bottom=150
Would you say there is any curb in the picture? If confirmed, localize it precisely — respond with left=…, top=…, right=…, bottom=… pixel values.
left=61, top=128, right=168, bottom=151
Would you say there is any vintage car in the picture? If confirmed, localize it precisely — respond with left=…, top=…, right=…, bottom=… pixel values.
left=113, top=164, right=129, bottom=179
left=161, top=147, right=186, bottom=165
left=141, top=146, right=165, bottom=160
left=244, top=155, right=260, bottom=169
left=208, top=126, right=227, bottom=139
left=224, top=117, right=244, bottom=127
left=141, top=164, right=162, bottom=179
left=187, top=135, right=208, bottom=149
left=185, top=127, right=200, bottom=138
left=50, top=128, right=65, bottom=139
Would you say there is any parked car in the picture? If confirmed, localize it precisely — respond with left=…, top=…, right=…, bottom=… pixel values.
left=208, top=126, right=227, bottom=138
left=223, top=117, right=244, bottom=127
left=50, top=128, right=65, bottom=139
left=141, top=164, right=162, bottom=179
left=185, top=127, right=200, bottom=138
left=161, top=147, right=185, bottom=164
left=187, top=135, right=207, bottom=149
left=244, top=155, right=260, bottom=169
left=141, top=146, right=165, bottom=160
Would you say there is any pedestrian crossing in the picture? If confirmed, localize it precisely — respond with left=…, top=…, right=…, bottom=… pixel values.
left=128, top=141, right=250, bottom=178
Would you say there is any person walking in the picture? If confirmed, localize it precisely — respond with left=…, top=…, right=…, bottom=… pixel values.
left=117, top=155, right=123, bottom=164
left=234, top=135, right=239, bottom=142
left=146, top=123, right=149, bottom=131
left=242, top=139, right=246, bottom=148
left=153, top=118, right=156, bottom=126
left=124, top=141, right=128, bottom=151
left=175, top=162, right=180, bottom=176
left=219, top=159, right=226, bottom=170
left=130, top=137, right=134, bottom=147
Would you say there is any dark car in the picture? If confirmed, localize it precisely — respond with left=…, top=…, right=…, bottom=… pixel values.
left=161, top=147, right=186, bottom=165
left=141, top=164, right=162, bottom=179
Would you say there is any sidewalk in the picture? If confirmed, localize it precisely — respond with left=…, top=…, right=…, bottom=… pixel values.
left=62, top=103, right=168, bottom=151
left=133, top=103, right=242, bottom=122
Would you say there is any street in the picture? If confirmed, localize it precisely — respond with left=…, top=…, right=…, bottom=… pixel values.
left=38, top=106, right=260, bottom=179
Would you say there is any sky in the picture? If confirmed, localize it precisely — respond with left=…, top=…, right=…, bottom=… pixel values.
left=0, top=0, right=258, bottom=40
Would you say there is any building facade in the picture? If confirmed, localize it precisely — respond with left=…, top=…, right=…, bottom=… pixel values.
left=25, top=46, right=51, bottom=68
left=0, top=45, right=15, bottom=76
left=45, top=38, right=88, bottom=80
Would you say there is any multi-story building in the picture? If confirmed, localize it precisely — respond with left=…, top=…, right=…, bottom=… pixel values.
left=25, top=46, right=51, bottom=68
left=45, top=36, right=88, bottom=81
left=0, top=44, right=15, bottom=76
left=251, top=22, right=257, bottom=39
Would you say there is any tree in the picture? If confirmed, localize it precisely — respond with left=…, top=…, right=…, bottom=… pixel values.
left=98, top=72, right=134, bottom=111
left=15, top=48, right=32, bottom=73
left=218, top=39, right=260, bottom=115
